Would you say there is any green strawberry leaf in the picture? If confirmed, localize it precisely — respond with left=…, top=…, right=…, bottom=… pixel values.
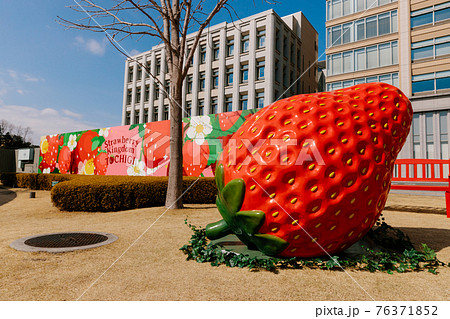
left=215, top=163, right=224, bottom=191
left=205, top=219, right=232, bottom=240
left=235, top=211, right=265, bottom=235
left=221, top=178, right=245, bottom=214
left=252, top=234, right=289, bottom=257
left=129, top=124, right=139, bottom=131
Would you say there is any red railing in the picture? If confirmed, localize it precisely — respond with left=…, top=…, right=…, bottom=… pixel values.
left=391, top=159, right=450, bottom=217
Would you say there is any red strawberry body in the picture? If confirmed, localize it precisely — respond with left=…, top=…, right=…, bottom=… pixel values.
left=206, top=83, right=413, bottom=258
left=57, top=146, right=71, bottom=174
left=94, top=152, right=108, bottom=175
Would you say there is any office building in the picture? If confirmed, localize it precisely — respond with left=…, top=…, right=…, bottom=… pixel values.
left=325, top=0, right=450, bottom=160
left=122, top=9, right=318, bottom=125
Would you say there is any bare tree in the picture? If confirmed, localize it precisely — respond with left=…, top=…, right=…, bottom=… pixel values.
left=58, top=0, right=237, bottom=209
left=0, top=119, right=33, bottom=148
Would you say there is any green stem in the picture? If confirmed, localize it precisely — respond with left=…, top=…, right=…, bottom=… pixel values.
left=205, top=219, right=232, bottom=240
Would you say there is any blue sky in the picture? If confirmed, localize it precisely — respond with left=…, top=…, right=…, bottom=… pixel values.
left=0, top=0, right=325, bottom=144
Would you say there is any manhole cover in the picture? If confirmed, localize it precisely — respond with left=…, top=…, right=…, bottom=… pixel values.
left=10, top=231, right=118, bottom=253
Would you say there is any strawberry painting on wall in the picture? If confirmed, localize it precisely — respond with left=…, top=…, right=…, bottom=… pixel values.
left=38, top=109, right=256, bottom=177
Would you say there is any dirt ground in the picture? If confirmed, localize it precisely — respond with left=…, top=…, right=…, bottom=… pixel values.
left=0, top=187, right=449, bottom=301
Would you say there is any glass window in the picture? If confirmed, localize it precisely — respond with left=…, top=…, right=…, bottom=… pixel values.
left=355, top=20, right=365, bottom=41
left=379, top=43, right=391, bottom=66
left=332, top=53, right=342, bottom=75
left=343, top=51, right=353, bottom=73
left=134, top=111, right=140, bottom=124
left=412, top=113, right=420, bottom=158
left=185, top=102, right=192, bottom=118
left=355, top=49, right=366, bottom=71
left=186, top=75, right=193, bottom=93
left=128, top=67, right=133, bottom=82
left=227, top=38, right=234, bottom=57
left=392, top=10, right=398, bottom=33
left=200, top=44, right=207, bottom=64
left=392, top=73, right=399, bottom=87
left=343, top=0, right=351, bottom=15
left=436, top=71, right=450, bottom=90
left=366, top=16, right=377, bottom=38
left=241, top=34, right=249, bottom=53
left=225, top=95, right=233, bottom=112
left=126, top=89, right=132, bottom=104
left=136, top=87, right=141, bottom=103
left=145, top=85, right=150, bottom=102
left=226, top=67, right=233, bottom=86
left=412, top=78, right=434, bottom=93
left=440, top=111, right=449, bottom=160
left=137, top=65, right=142, bottom=80
left=199, top=72, right=205, bottom=91
left=256, top=91, right=264, bottom=109
left=392, top=41, right=398, bottom=64
left=426, top=113, right=434, bottom=159
left=275, top=29, right=281, bottom=51
left=436, top=41, right=450, bottom=57
left=367, top=46, right=378, bottom=69
left=198, top=100, right=204, bottom=116
left=379, top=74, right=391, bottom=84
left=154, top=86, right=160, bottom=100
left=212, top=69, right=219, bottom=89
left=257, top=29, right=266, bottom=49
left=356, top=0, right=365, bottom=12
left=366, top=0, right=377, bottom=9
left=155, top=58, right=161, bottom=75
left=153, top=107, right=158, bottom=121
left=256, top=60, right=265, bottom=80
left=412, top=45, right=433, bottom=60
left=240, top=63, right=249, bottom=83
left=343, top=80, right=354, bottom=88
left=342, top=23, right=352, bottom=44
left=213, top=41, right=220, bottom=61
left=239, top=93, right=248, bottom=111
left=163, top=106, right=169, bottom=121
left=327, top=28, right=332, bottom=48
left=144, top=109, right=148, bottom=123
left=332, top=26, right=342, bottom=46
left=367, top=76, right=378, bottom=83
left=378, top=13, right=391, bottom=35
left=411, top=12, right=433, bottom=28
left=211, top=98, right=218, bottom=114
left=332, top=0, right=342, bottom=19
left=436, top=7, right=450, bottom=22
left=164, top=80, right=170, bottom=96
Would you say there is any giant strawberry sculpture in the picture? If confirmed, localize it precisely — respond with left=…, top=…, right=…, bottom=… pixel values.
left=206, top=83, right=413, bottom=257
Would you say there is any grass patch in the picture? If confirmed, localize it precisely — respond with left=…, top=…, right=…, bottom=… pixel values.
left=180, top=220, right=449, bottom=274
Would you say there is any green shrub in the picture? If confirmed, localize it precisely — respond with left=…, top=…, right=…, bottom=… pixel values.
left=0, top=172, right=18, bottom=187
left=51, top=176, right=217, bottom=212
left=1, top=173, right=80, bottom=190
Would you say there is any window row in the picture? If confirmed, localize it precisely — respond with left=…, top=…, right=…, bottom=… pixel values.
left=411, top=1, right=450, bottom=28
left=412, top=70, right=450, bottom=94
left=326, top=10, right=397, bottom=48
left=326, top=72, right=399, bottom=91
left=411, top=35, right=450, bottom=61
left=327, top=41, right=398, bottom=76
left=326, top=0, right=396, bottom=21
left=412, top=111, right=449, bottom=161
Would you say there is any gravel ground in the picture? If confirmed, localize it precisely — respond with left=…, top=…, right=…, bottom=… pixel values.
left=0, top=188, right=449, bottom=301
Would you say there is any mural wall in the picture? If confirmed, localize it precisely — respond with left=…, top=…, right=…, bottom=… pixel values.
left=38, top=110, right=257, bottom=177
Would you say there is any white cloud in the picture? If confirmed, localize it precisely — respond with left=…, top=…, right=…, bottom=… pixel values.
left=24, top=75, right=42, bottom=82
left=0, top=103, right=95, bottom=144
left=129, top=49, right=141, bottom=57
left=62, top=109, right=83, bottom=119
left=75, top=36, right=107, bottom=56
left=16, top=89, right=24, bottom=95
left=8, top=70, right=18, bottom=80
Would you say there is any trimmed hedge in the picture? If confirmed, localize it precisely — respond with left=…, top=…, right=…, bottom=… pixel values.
left=0, top=173, right=80, bottom=190
left=51, top=176, right=217, bottom=212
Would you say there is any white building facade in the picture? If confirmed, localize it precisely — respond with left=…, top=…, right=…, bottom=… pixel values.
left=122, top=9, right=318, bottom=125
left=325, top=0, right=450, bottom=160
